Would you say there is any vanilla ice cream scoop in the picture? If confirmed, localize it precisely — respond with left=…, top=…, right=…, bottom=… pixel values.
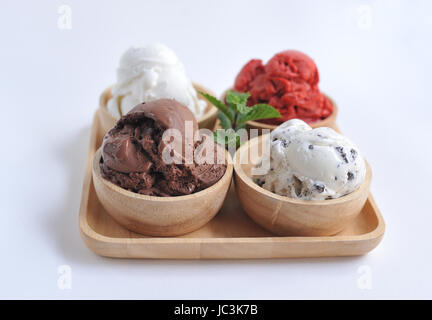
left=253, top=119, right=366, bottom=200
left=107, top=43, right=207, bottom=118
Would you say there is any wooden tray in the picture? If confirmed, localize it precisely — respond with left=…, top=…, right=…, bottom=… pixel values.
left=79, top=110, right=385, bottom=259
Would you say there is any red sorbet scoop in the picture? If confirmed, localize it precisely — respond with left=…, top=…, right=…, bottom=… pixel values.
left=234, top=50, right=333, bottom=125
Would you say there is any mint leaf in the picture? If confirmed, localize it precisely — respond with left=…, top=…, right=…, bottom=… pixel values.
left=213, top=131, right=226, bottom=146
left=226, top=90, right=250, bottom=114
left=235, top=133, right=246, bottom=147
left=213, top=130, right=236, bottom=147
left=240, top=104, right=281, bottom=123
left=228, top=133, right=240, bottom=148
left=218, top=111, right=231, bottom=130
left=199, top=91, right=234, bottom=122
left=213, top=129, right=244, bottom=148
left=208, top=90, right=281, bottom=150
left=236, top=122, right=246, bottom=130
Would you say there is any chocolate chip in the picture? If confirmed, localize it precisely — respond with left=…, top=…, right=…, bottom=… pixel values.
left=347, top=172, right=354, bottom=181
left=282, top=140, right=289, bottom=147
left=334, top=176, right=338, bottom=181
left=314, top=184, right=325, bottom=193
left=335, top=146, right=348, bottom=163
left=293, top=175, right=303, bottom=196
left=350, top=149, right=358, bottom=161
left=325, top=196, right=333, bottom=200
left=303, top=189, right=311, bottom=197
left=308, top=144, right=314, bottom=150
left=255, top=179, right=265, bottom=187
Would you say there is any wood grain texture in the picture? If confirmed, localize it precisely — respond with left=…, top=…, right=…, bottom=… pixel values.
left=98, top=83, right=218, bottom=137
left=233, top=134, right=371, bottom=236
left=92, top=148, right=233, bottom=237
left=78, top=110, right=385, bottom=259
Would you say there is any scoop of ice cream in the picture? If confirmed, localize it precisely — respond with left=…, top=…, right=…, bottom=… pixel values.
left=234, top=50, right=332, bottom=125
left=253, top=119, right=366, bottom=200
left=101, top=99, right=226, bottom=196
left=107, top=43, right=207, bottom=118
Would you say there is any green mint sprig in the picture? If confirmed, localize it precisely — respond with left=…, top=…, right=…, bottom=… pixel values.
left=199, top=90, right=281, bottom=148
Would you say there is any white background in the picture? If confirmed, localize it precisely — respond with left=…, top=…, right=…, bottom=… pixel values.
left=1, top=0, right=431, bottom=299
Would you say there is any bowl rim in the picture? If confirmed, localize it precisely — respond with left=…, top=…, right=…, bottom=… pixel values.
left=221, top=88, right=337, bottom=129
left=233, top=133, right=372, bottom=206
left=246, top=94, right=338, bottom=129
left=194, top=83, right=219, bottom=123
left=99, top=82, right=218, bottom=124
left=93, top=147, right=233, bottom=203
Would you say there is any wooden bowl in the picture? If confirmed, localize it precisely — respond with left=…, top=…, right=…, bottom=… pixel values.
left=98, top=83, right=218, bottom=136
left=92, top=148, right=233, bottom=237
left=221, top=89, right=337, bottom=135
left=233, top=134, right=372, bottom=236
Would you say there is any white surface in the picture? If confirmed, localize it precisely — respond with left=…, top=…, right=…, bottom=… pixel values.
left=1, top=0, right=431, bottom=299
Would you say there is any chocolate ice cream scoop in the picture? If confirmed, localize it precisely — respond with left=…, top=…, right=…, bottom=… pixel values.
left=100, top=99, right=226, bottom=196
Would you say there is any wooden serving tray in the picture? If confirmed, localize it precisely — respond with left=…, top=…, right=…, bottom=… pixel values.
left=79, top=110, right=385, bottom=259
